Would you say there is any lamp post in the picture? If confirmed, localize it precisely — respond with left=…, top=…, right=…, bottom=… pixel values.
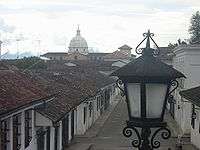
left=111, top=30, right=185, bottom=150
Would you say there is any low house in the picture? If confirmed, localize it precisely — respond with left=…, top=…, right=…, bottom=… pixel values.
left=41, top=44, right=134, bottom=62
left=41, top=52, right=68, bottom=61
left=180, top=86, right=200, bottom=149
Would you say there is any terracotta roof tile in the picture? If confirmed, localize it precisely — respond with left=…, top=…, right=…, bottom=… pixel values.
left=103, top=50, right=130, bottom=59
left=118, top=44, right=132, bottom=50
left=32, top=61, right=116, bottom=122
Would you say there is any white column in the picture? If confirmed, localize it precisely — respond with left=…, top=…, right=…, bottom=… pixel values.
left=31, top=110, right=37, bottom=150
left=50, top=127, right=55, bottom=150
left=44, top=131, right=47, bottom=150
left=57, top=121, right=62, bottom=150
left=68, top=113, right=72, bottom=141
left=21, top=111, right=25, bottom=150
left=74, top=109, right=77, bottom=135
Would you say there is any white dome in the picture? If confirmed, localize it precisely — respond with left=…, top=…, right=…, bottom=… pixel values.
left=68, top=27, right=88, bottom=54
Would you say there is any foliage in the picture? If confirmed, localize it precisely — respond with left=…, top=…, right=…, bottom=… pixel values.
left=7, top=57, right=47, bottom=70
left=168, top=43, right=178, bottom=49
left=168, top=39, right=187, bottom=49
left=189, top=11, right=200, bottom=44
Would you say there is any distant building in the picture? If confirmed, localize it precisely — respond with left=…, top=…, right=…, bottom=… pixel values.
left=41, top=27, right=134, bottom=62
left=68, top=26, right=88, bottom=55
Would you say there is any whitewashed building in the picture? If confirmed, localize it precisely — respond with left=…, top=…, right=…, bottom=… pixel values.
left=171, top=44, right=200, bottom=135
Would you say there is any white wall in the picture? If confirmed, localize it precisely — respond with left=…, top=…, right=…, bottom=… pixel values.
left=76, top=103, right=87, bottom=135
left=35, top=112, right=53, bottom=127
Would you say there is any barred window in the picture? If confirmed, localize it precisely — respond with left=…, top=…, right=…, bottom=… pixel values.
left=83, top=107, right=87, bottom=124
left=97, top=96, right=100, bottom=111
left=191, top=105, right=196, bottom=129
left=89, top=102, right=92, bottom=117
left=1, top=119, right=10, bottom=150
left=13, top=114, right=21, bottom=150
left=25, top=110, right=32, bottom=148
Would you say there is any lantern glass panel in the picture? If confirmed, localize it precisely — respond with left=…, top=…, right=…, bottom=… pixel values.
left=127, top=83, right=141, bottom=117
left=146, top=84, right=168, bottom=118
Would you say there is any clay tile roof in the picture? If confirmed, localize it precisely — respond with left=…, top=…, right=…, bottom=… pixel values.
left=111, top=54, right=185, bottom=80
left=32, top=62, right=116, bottom=122
left=87, top=53, right=110, bottom=57
left=118, top=44, right=132, bottom=50
left=180, top=86, right=200, bottom=107
left=0, top=69, right=50, bottom=115
left=103, top=50, right=129, bottom=59
left=41, top=52, right=68, bottom=56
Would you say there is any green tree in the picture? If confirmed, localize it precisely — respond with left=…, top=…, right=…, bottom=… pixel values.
left=189, top=11, right=200, bottom=44
left=6, top=57, right=47, bottom=70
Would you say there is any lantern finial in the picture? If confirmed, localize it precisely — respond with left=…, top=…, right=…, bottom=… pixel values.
left=135, top=30, right=160, bottom=56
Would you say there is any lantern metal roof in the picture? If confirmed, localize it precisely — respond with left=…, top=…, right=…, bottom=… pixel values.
left=111, top=53, right=185, bottom=80
left=111, top=30, right=185, bottom=81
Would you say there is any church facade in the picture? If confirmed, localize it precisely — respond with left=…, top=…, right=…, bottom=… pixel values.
left=41, top=27, right=135, bottom=62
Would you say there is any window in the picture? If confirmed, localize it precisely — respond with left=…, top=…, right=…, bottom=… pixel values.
left=83, top=107, right=87, bottom=124
left=97, top=96, right=100, bottom=111
left=13, top=114, right=21, bottom=150
left=191, top=105, right=196, bottom=129
left=25, top=110, right=32, bottom=148
left=46, top=127, right=50, bottom=150
left=74, top=56, right=78, bottom=60
left=1, top=119, right=10, bottom=150
left=89, top=102, right=92, bottom=117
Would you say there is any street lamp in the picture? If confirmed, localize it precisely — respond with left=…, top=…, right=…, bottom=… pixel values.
left=111, top=30, right=185, bottom=150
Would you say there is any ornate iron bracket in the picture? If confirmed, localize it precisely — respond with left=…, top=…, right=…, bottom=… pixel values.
left=116, top=79, right=125, bottom=97
left=123, top=126, right=141, bottom=148
left=168, top=80, right=178, bottom=104
left=151, top=127, right=171, bottom=149
left=123, top=126, right=171, bottom=150
left=168, top=80, right=179, bottom=96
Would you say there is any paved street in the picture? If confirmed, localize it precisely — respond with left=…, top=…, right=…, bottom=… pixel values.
left=67, top=98, right=197, bottom=150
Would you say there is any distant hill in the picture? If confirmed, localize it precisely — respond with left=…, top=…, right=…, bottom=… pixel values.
left=1, top=51, right=35, bottom=59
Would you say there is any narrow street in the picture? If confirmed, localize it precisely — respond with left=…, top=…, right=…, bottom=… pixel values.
left=67, top=98, right=197, bottom=150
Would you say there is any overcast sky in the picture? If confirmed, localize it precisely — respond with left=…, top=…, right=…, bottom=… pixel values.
left=0, top=0, right=200, bottom=55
